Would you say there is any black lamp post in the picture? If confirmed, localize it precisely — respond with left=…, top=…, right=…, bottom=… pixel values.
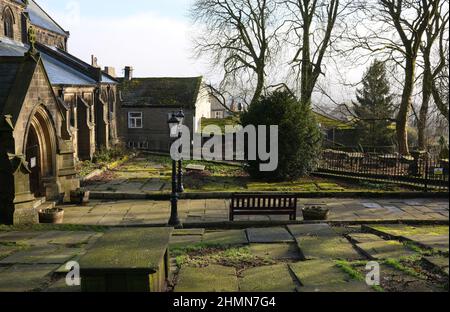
left=176, top=110, right=185, bottom=193
left=167, top=112, right=181, bottom=228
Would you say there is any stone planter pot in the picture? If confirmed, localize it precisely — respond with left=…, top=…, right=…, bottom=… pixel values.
left=70, top=189, right=90, bottom=206
left=39, top=208, right=64, bottom=224
left=302, top=206, right=330, bottom=221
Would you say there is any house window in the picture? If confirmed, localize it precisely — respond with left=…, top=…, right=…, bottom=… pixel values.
left=214, top=111, right=223, bottom=119
left=3, top=8, right=14, bottom=39
left=128, top=112, right=143, bottom=129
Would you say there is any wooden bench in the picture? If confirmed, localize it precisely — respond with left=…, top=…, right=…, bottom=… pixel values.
left=229, top=194, right=298, bottom=221
left=79, top=227, right=172, bottom=292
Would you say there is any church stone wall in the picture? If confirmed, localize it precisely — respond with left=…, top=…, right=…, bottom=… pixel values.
left=0, top=1, right=25, bottom=42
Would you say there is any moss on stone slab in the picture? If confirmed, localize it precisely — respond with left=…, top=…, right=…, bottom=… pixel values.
left=239, top=264, right=296, bottom=292
left=175, top=264, right=238, bottom=292
left=79, top=228, right=172, bottom=272
left=368, top=225, right=449, bottom=237
left=298, top=236, right=362, bottom=260
left=202, top=230, right=248, bottom=246
left=355, top=240, right=417, bottom=260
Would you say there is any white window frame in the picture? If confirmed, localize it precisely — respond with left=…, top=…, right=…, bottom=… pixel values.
left=128, top=112, right=143, bottom=129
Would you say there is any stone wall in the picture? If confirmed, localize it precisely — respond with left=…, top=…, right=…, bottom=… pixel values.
left=119, top=106, right=195, bottom=152
left=0, top=57, right=79, bottom=225
left=0, top=0, right=25, bottom=42
left=34, top=26, right=66, bottom=50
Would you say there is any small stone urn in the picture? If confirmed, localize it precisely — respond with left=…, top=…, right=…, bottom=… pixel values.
left=302, top=206, right=330, bottom=221
left=70, top=188, right=90, bottom=206
left=39, top=208, right=64, bottom=224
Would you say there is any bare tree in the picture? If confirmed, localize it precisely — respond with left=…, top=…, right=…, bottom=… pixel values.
left=191, top=0, right=282, bottom=105
left=418, top=1, right=449, bottom=150
left=348, top=0, right=440, bottom=155
left=285, top=0, right=350, bottom=106
left=433, top=51, right=449, bottom=121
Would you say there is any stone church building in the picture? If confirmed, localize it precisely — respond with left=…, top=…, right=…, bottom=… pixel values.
left=0, top=0, right=119, bottom=225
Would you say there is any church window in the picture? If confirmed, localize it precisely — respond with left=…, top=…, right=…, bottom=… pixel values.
left=2, top=8, right=14, bottom=39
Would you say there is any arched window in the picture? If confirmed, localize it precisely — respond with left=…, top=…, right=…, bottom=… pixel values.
left=2, top=7, right=14, bottom=39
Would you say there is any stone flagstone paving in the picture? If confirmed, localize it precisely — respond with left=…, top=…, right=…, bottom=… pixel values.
left=59, top=197, right=449, bottom=226
left=289, top=260, right=370, bottom=292
left=297, top=236, right=363, bottom=260
left=0, top=223, right=448, bottom=292
left=355, top=241, right=417, bottom=260
left=175, top=265, right=239, bottom=292
left=239, top=264, right=297, bottom=292
left=246, top=227, right=295, bottom=243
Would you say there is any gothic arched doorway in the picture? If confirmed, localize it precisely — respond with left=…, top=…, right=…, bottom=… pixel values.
left=25, top=126, right=41, bottom=196
left=24, top=106, right=56, bottom=198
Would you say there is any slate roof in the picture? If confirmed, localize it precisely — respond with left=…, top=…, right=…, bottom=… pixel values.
left=0, top=60, right=21, bottom=113
left=25, top=0, right=68, bottom=36
left=0, top=56, right=38, bottom=121
left=41, top=52, right=97, bottom=86
left=119, top=77, right=203, bottom=109
left=39, top=44, right=118, bottom=85
left=0, top=41, right=116, bottom=86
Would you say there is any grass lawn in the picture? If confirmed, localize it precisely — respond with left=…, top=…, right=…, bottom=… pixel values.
left=81, top=153, right=414, bottom=193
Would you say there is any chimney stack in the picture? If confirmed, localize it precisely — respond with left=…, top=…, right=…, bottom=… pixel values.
left=124, top=66, right=133, bottom=81
left=104, top=66, right=116, bottom=78
left=91, top=55, right=99, bottom=68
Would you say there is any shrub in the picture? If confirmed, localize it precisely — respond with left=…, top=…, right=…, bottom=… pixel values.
left=241, top=91, right=322, bottom=180
left=92, top=145, right=127, bottom=164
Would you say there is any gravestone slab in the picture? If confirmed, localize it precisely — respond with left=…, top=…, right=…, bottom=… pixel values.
left=79, top=228, right=172, bottom=292
left=47, top=231, right=97, bottom=246
left=0, top=231, right=39, bottom=244
left=0, top=246, right=20, bottom=260
left=175, top=265, right=238, bottom=292
left=423, top=256, right=449, bottom=276
left=25, top=231, right=83, bottom=246
left=287, top=224, right=336, bottom=237
left=0, top=264, right=58, bottom=292
left=297, top=280, right=372, bottom=292
left=0, top=245, right=82, bottom=264
left=364, top=225, right=449, bottom=238
left=250, top=243, right=302, bottom=260
left=347, top=233, right=385, bottom=244
left=141, top=180, right=164, bottom=192
left=246, top=227, right=294, bottom=243
left=356, top=240, right=416, bottom=260
left=403, top=235, right=449, bottom=253
left=239, top=264, right=296, bottom=292
left=298, top=236, right=362, bottom=260
left=170, top=235, right=203, bottom=248
left=289, top=260, right=369, bottom=292
left=45, top=278, right=82, bottom=292
left=202, top=230, right=248, bottom=246
left=79, top=228, right=172, bottom=271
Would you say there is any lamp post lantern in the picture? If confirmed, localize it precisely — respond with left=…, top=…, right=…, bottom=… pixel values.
left=176, top=110, right=185, bottom=193
left=167, top=112, right=181, bottom=228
